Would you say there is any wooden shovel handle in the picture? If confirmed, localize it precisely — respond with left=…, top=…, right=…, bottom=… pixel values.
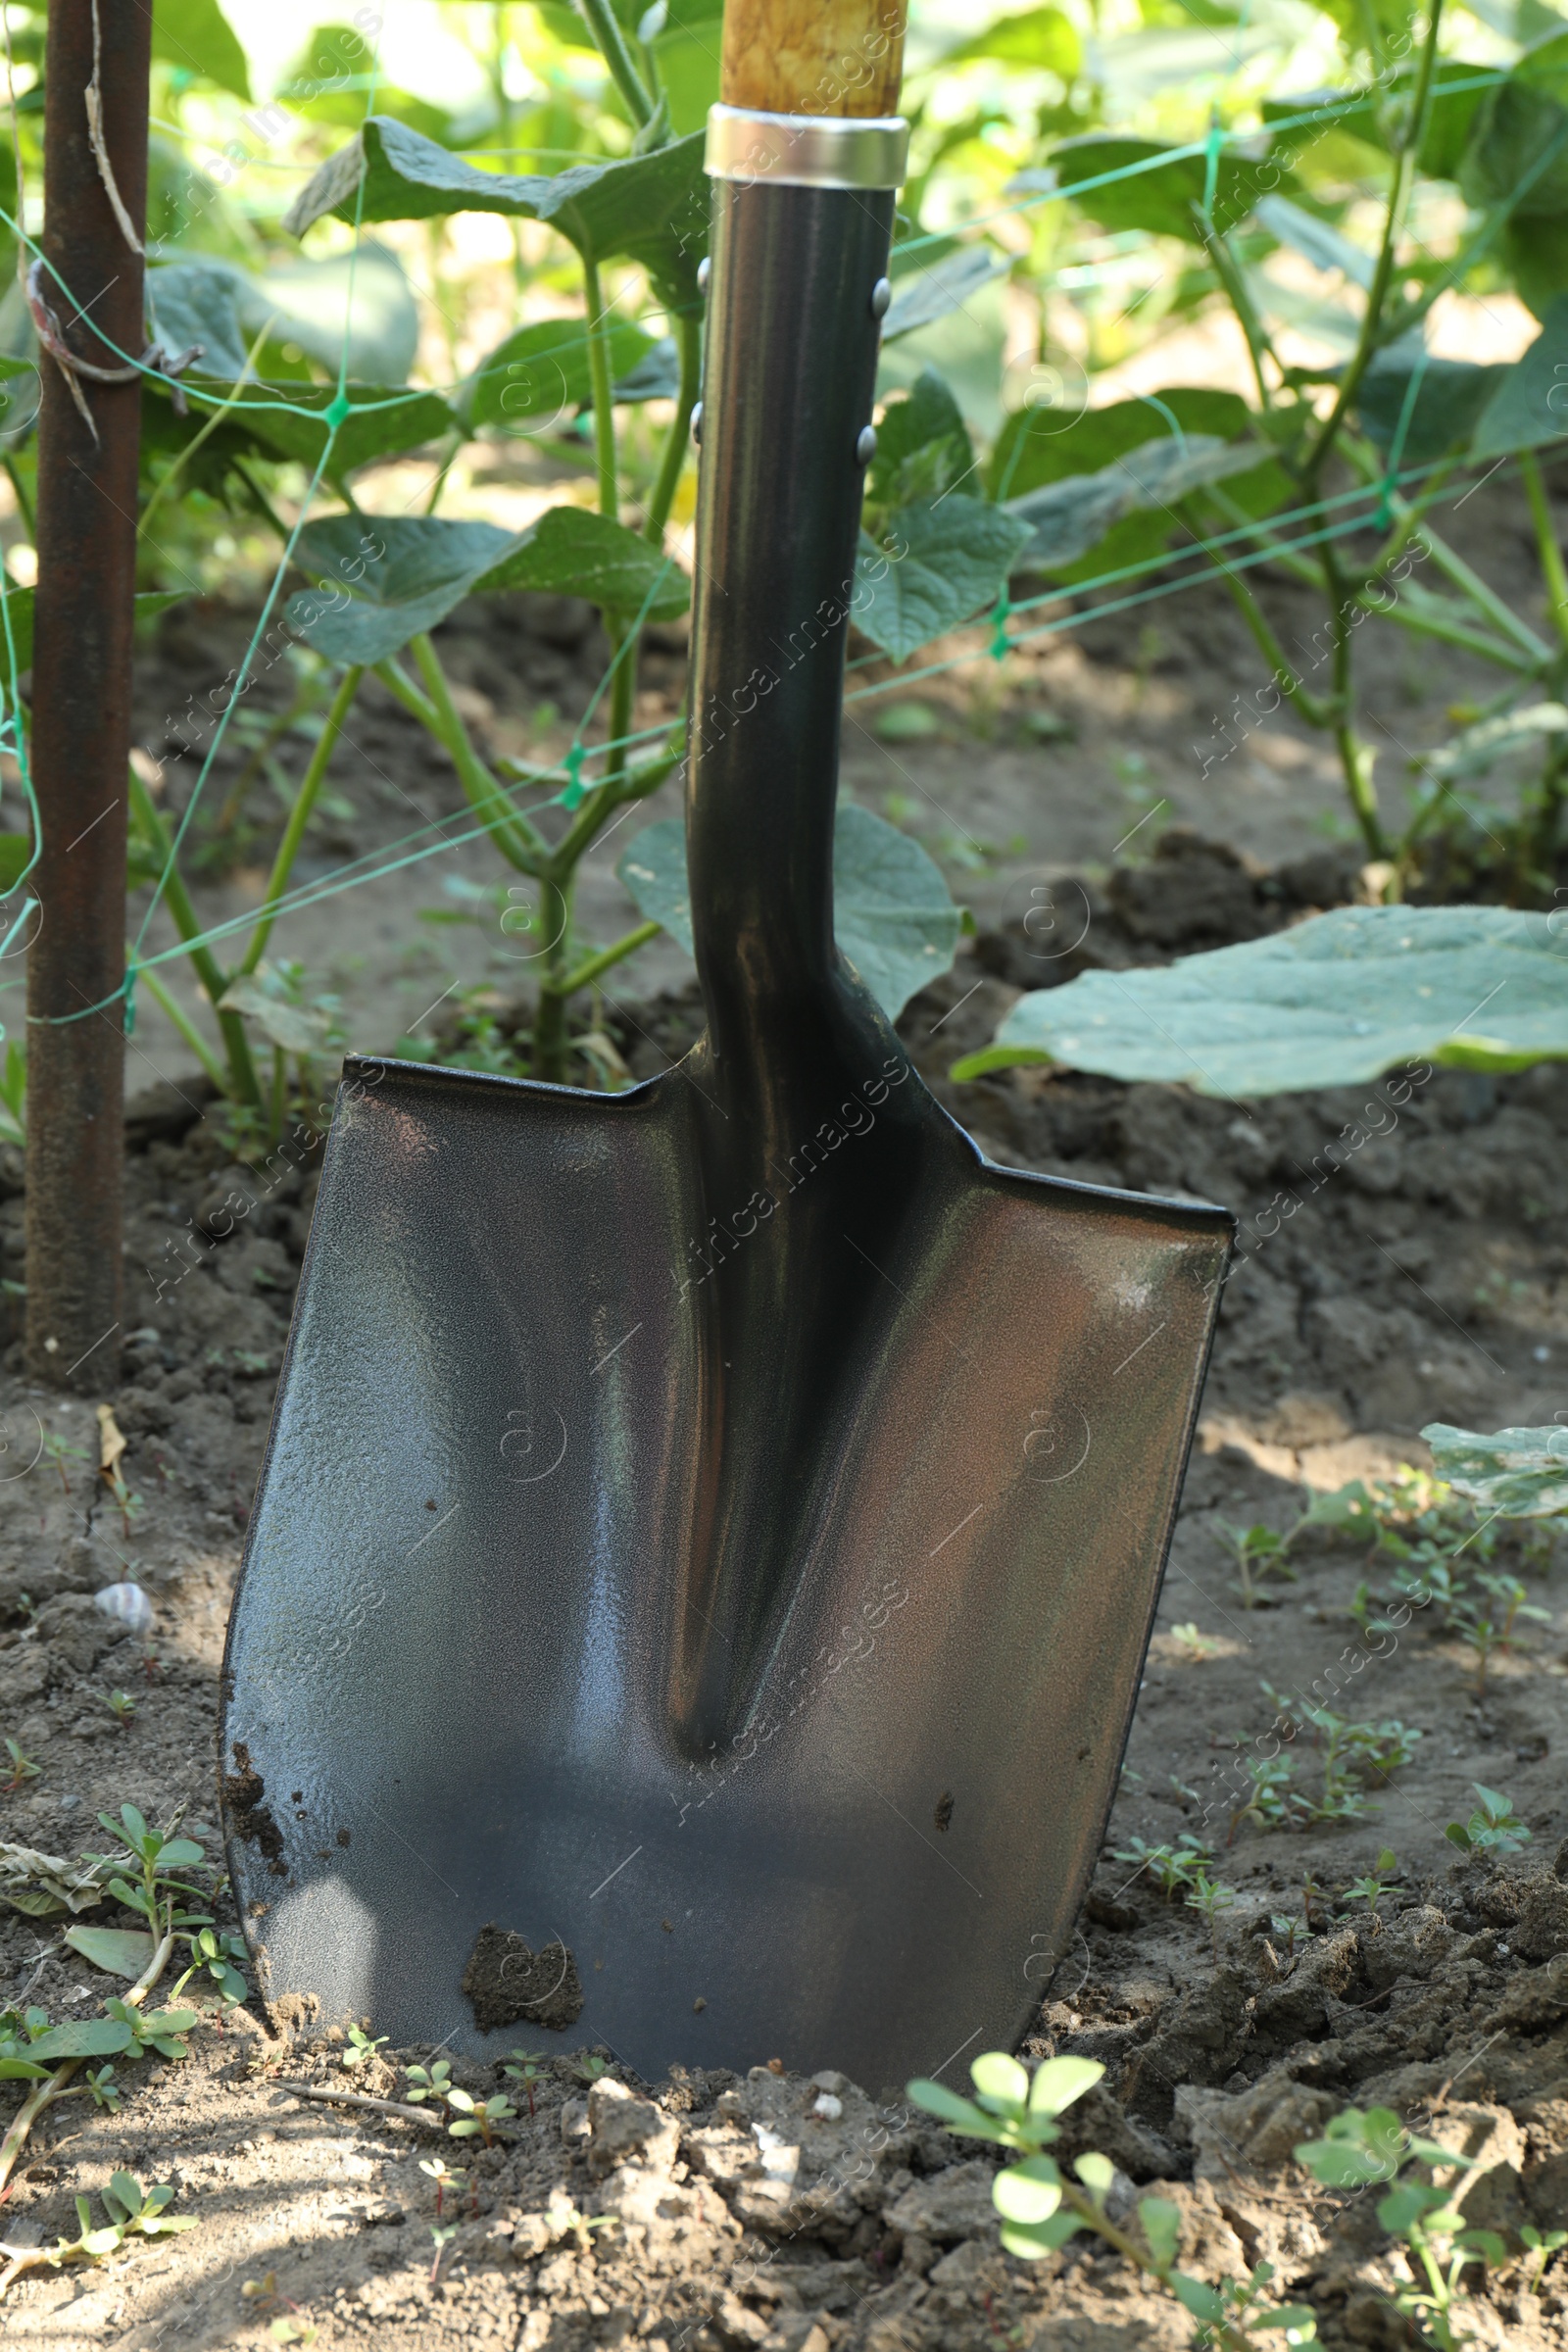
left=720, top=0, right=907, bottom=119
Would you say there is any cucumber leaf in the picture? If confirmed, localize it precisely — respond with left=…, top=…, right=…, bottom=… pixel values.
left=617, top=804, right=960, bottom=1020
left=283, top=117, right=710, bottom=306
left=954, top=906, right=1568, bottom=1097
left=855, top=498, right=1030, bottom=662
left=1420, top=1423, right=1568, bottom=1516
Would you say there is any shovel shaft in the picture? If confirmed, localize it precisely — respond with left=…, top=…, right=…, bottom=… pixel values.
left=685, top=173, right=891, bottom=1053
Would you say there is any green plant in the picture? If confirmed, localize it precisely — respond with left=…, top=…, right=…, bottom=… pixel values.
left=444, top=2085, right=515, bottom=2145
left=417, top=2155, right=466, bottom=2220
left=908, top=2054, right=1317, bottom=2346
left=1296, top=2108, right=1501, bottom=2352
left=1342, top=1848, right=1400, bottom=1925
left=342, top=2022, right=388, bottom=2071
left=405, top=2059, right=454, bottom=2105
left=38, top=1428, right=90, bottom=1493
left=0, top=2171, right=195, bottom=2298
left=1269, top=1912, right=1307, bottom=1958
left=2, top=1735, right=38, bottom=1791
left=1452, top=1572, right=1551, bottom=1697
left=1184, top=1871, right=1239, bottom=1955
left=1523, top=2225, right=1568, bottom=2293
left=1171, top=1621, right=1222, bottom=1659
left=504, top=2047, right=547, bottom=2117
left=567, top=2050, right=611, bottom=2084
left=1445, top=1784, right=1532, bottom=1856
left=429, top=2223, right=456, bottom=2284
left=1216, top=1519, right=1298, bottom=1610
left=1108, top=1833, right=1215, bottom=1900
left=101, top=1688, right=137, bottom=1728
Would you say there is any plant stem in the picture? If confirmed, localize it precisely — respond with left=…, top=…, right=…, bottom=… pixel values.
left=575, top=0, right=655, bottom=124
left=0, top=1930, right=173, bottom=2198
left=1521, top=451, right=1568, bottom=655
left=238, top=664, right=364, bottom=975
left=1322, top=536, right=1389, bottom=858
left=127, top=768, right=261, bottom=1105
left=556, top=918, right=662, bottom=997
left=643, top=306, right=701, bottom=544
left=136, top=962, right=229, bottom=1090
left=1213, top=563, right=1336, bottom=728
left=402, top=638, right=546, bottom=870
left=531, top=873, right=575, bottom=1082
left=582, top=255, right=619, bottom=525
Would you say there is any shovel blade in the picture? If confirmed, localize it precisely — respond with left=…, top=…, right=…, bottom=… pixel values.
left=222, top=1058, right=1227, bottom=2087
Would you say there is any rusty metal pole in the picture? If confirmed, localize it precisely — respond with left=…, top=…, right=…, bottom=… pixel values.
left=24, top=0, right=151, bottom=1390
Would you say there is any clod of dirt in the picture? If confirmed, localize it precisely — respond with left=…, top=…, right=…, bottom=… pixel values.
left=220, top=1738, right=284, bottom=1867
left=461, top=1922, right=584, bottom=2033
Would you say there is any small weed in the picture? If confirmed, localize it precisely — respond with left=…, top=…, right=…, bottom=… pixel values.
left=1444, top=1784, right=1531, bottom=1857
left=445, top=2086, right=515, bottom=2145
left=1301, top=1877, right=1326, bottom=1932
left=2, top=1736, right=38, bottom=1791
left=1523, top=2225, right=1568, bottom=2293
left=417, top=2155, right=466, bottom=2221
left=1341, top=1848, right=1399, bottom=1927
left=504, top=2047, right=547, bottom=2117
left=38, top=1428, right=90, bottom=1493
left=1109, top=1833, right=1214, bottom=1900
left=1184, top=1872, right=1238, bottom=1955
left=341, top=2023, right=388, bottom=2072
left=405, top=2059, right=454, bottom=2105
left=907, top=2052, right=1317, bottom=2345
left=566, top=2051, right=610, bottom=2084
left=1296, top=2107, right=1501, bottom=2352
left=100, top=1689, right=137, bottom=1729
left=1216, top=1519, right=1298, bottom=1609
left=1229, top=1755, right=1298, bottom=1843
left=1171, top=1622, right=1221, bottom=1660
left=1452, top=1573, right=1549, bottom=1697
left=428, top=2223, right=456, bottom=2284
left=0, top=2173, right=195, bottom=2298
left=1269, top=1913, right=1307, bottom=1957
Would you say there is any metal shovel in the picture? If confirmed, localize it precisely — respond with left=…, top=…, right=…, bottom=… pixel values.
left=220, top=26, right=1232, bottom=2090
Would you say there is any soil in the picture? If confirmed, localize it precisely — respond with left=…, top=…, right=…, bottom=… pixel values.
left=1, top=468, right=1566, bottom=2346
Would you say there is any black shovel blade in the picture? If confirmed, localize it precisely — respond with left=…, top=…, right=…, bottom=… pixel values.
left=221, top=1049, right=1228, bottom=2088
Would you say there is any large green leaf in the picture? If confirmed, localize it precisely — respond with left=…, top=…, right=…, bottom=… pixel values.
left=290, top=508, right=688, bottom=662
left=1471, top=294, right=1568, bottom=455
left=883, top=249, right=1011, bottom=341
left=1004, top=432, right=1266, bottom=572
left=475, top=508, right=690, bottom=619
left=869, top=369, right=972, bottom=508
left=465, top=316, right=660, bottom=430
left=216, top=381, right=458, bottom=482
left=988, top=385, right=1253, bottom=501
left=855, top=499, right=1030, bottom=662
left=1266, top=63, right=1492, bottom=181
left=1460, top=78, right=1568, bottom=221
left=1505, top=213, right=1568, bottom=319
left=65, top=1925, right=157, bottom=1980
left=617, top=804, right=960, bottom=1020
left=1421, top=1423, right=1568, bottom=1516
left=283, top=117, right=710, bottom=304
left=1048, top=136, right=1292, bottom=243
left=954, top=906, right=1568, bottom=1097
left=1355, top=351, right=1510, bottom=465
left=148, top=249, right=420, bottom=387
left=290, top=514, right=517, bottom=662
left=152, top=0, right=250, bottom=99
left=938, top=7, right=1081, bottom=74
left=27, top=2017, right=135, bottom=2061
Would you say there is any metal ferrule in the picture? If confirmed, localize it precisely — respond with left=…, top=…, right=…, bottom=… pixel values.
left=704, top=103, right=907, bottom=191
